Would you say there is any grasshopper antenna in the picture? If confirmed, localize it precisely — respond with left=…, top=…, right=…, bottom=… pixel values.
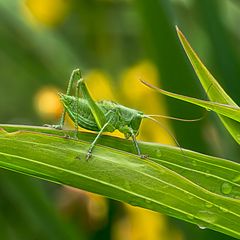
left=140, top=78, right=214, bottom=118
left=140, top=78, right=211, bottom=123
left=143, top=115, right=185, bottom=157
left=143, top=113, right=206, bottom=122
left=141, top=79, right=214, bottom=159
left=143, top=111, right=207, bottom=158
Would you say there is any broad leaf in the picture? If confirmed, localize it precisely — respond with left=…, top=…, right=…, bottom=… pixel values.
left=0, top=124, right=239, bottom=239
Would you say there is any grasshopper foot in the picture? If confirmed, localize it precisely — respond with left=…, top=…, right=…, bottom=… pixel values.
left=86, top=150, right=92, bottom=161
left=63, top=134, right=71, bottom=139
left=140, top=154, right=148, bottom=159
left=44, top=124, right=63, bottom=130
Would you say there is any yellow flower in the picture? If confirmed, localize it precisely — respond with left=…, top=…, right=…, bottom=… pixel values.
left=34, top=86, right=62, bottom=120
left=85, top=70, right=115, bottom=101
left=24, top=0, right=70, bottom=26
left=112, top=205, right=169, bottom=240
left=121, top=60, right=175, bottom=145
left=58, top=187, right=108, bottom=231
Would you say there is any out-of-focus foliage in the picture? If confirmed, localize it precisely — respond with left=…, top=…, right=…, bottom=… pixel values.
left=0, top=0, right=239, bottom=239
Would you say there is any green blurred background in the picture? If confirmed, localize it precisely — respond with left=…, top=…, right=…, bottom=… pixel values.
left=0, top=0, right=239, bottom=239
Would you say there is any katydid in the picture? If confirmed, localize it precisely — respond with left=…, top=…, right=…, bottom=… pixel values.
left=47, top=69, right=202, bottom=160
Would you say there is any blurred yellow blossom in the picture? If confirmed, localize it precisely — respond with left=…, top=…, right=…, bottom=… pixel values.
left=112, top=205, right=169, bottom=240
left=34, top=86, right=62, bottom=120
left=24, top=0, right=70, bottom=26
left=85, top=70, right=116, bottom=101
left=121, top=60, right=175, bottom=145
left=85, top=191, right=108, bottom=228
left=58, top=187, right=108, bottom=231
left=121, top=60, right=159, bottom=102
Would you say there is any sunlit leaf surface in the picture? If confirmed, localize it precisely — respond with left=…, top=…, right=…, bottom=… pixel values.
left=0, top=125, right=239, bottom=239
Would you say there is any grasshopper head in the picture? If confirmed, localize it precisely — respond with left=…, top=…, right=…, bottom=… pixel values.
left=122, top=113, right=143, bottom=138
left=130, top=113, right=143, bottom=136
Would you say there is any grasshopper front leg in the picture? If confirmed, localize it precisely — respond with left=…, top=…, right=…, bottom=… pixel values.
left=122, top=126, right=147, bottom=159
left=130, top=131, right=148, bottom=159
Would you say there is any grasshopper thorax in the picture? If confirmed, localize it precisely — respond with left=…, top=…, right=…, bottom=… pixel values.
left=107, top=102, right=143, bottom=138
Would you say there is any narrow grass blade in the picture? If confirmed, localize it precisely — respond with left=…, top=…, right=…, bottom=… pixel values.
left=176, top=27, right=236, bottom=105
left=0, top=125, right=240, bottom=239
left=141, top=80, right=240, bottom=123
left=175, top=27, right=240, bottom=144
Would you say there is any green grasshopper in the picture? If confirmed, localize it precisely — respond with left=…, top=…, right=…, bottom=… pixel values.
left=48, top=69, right=147, bottom=159
left=48, top=69, right=200, bottom=160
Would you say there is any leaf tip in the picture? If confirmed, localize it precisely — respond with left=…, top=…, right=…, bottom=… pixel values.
left=175, top=26, right=184, bottom=40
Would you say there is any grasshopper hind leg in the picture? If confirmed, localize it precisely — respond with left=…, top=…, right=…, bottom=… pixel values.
left=44, top=69, right=82, bottom=131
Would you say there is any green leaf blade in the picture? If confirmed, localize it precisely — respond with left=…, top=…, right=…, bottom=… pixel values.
left=0, top=125, right=240, bottom=239
left=141, top=27, right=240, bottom=144
left=176, top=27, right=240, bottom=144
left=141, top=80, right=240, bottom=122
left=176, top=26, right=236, bottom=106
